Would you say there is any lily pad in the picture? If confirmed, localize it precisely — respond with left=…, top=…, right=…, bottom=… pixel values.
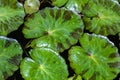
left=0, top=36, right=23, bottom=80
left=20, top=47, right=68, bottom=80
left=65, top=0, right=89, bottom=13
left=68, top=33, right=120, bottom=80
left=82, top=0, right=120, bottom=36
left=50, top=0, right=68, bottom=7
left=24, top=0, right=40, bottom=14
left=23, top=7, right=84, bottom=52
left=0, top=0, right=25, bottom=36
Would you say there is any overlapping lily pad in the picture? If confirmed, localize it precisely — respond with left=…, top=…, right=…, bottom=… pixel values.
left=0, top=0, right=25, bottom=36
left=65, top=0, right=89, bottom=13
left=68, top=33, right=120, bottom=80
left=0, top=36, right=23, bottom=80
left=20, top=47, right=68, bottom=80
left=82, top=0, right=120, bottom=36
left=23, top=7, right=84, bottom=52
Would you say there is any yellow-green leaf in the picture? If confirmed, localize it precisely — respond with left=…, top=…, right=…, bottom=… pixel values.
left=20, top=48, right=68, bottom=80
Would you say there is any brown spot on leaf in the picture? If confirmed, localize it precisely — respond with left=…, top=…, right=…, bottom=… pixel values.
left=3, top=72, right=9, bottom=79
left=55, top=9, right=61, bottom=20
left=40, top=10, right=46, bottom=18
left=4, top=40, right=12, bottom=48
left=50, top=9, right=54, bottom=17
left=8, top=54, right=22, bottom=66
left=57, top=42, right=65, bottom=51
left=63, top=10, right=72, bottom=22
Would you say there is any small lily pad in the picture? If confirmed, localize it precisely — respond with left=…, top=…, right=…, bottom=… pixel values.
left=68, top=33, right=120, bottom=80
left=20, top=48, right=68, bottom=80
left=24, top=0, right=40, bottom=14
left=23, top=7, right=84, bottom=52
left=0, top=0, right=25, bottom=36
left=0, top=36, right=23, bottom=80
left=82, top=0, right=120, bottom=36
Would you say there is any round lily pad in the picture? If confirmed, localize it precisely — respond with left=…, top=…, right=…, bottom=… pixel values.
left=82, top=0, right=120, bottom=36
left=65, top=0, right=89, bottom=13
left=68, top=33, right=120, bottom=80
left=23, top=7, right=84, bottom=52
left=0, top=0, right=25, bottom=36
left=0, top=36, right=23, bottom=80
left=20, top=48, right=68, bottom=80
left=24, top=0, right=40, bottom=14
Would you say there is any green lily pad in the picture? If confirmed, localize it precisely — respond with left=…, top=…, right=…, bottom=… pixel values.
left=65, top=0, right=89, bottom=13
left=20, top=48, right=68, bottom=80
left=68, top=33, right=120, bottom=80
left=51, top=0, right=68, bottom=7
left=82, top=0, right=120, bottom=36
left=0, top=0, right=25, bottom=36
left=23, top=7, right=84, bottom=52
left=0, top=36, right=23, bottom=80
left=24, top=0, right=40, bottom=14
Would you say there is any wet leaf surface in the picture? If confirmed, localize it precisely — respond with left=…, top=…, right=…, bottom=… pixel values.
left=68, top=33, right=120, bottom=80
left=20, top=48, right=68, bottom=80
